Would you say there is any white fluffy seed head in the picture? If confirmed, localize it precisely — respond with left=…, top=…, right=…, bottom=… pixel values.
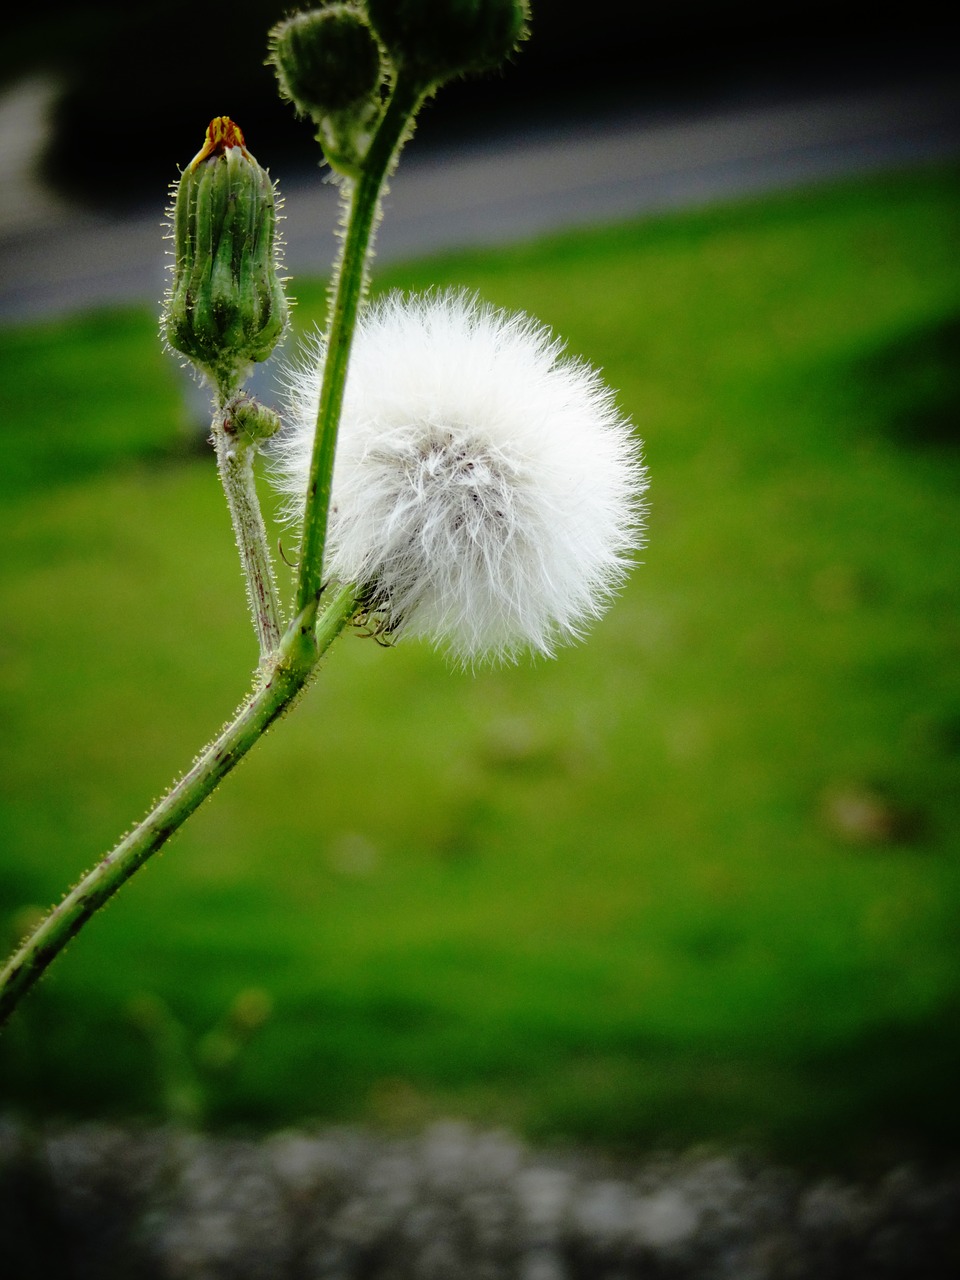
left=272, top=290, right=648, bottom=664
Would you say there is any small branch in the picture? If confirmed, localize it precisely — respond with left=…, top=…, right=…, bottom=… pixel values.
left=213, top=403, right=284, bottom=660
left=295, top=71, right=424, bottom=616
left=0, top=584, right=359, bottom=1027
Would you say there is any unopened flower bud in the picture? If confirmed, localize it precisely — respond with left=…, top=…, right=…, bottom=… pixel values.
left=365, top=0, right=529, bottom=87
left=268, top=7, right=382, bottom=120
left=164, top=118, right=289, bottom=391
left=224, top=392, right=282, bottom=446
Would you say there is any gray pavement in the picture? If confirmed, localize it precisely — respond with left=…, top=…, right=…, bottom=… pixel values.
left=1, top=72, right=958, bottom=324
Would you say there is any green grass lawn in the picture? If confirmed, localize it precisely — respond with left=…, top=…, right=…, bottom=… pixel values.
left=1, top=166, right=959, bottom=1167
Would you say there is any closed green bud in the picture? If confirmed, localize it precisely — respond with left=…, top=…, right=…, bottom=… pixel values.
left=224, top=392, right=282, bottom=446
left=269, top=7, right=382, bottom=120
left=365, top=0, right=529, bottom=87
left=164, top=118, right=289, bottom=392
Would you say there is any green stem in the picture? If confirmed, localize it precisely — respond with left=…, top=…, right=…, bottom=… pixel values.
left=0, top=74, right=426, bottom=1030
left=295, top=72, right=424, bottom=617
left=213, top=400, right=284, bottom=660
left=0, top=584, right=359, bottom=1027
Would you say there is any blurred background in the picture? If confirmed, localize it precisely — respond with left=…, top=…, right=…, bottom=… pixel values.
left=1, top=1, right=957, bottom=210
left=0, top=1, right=959, bottom=1172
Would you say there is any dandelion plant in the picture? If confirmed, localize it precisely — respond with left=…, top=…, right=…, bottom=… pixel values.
left=0, top=0, right=646, bottom=1025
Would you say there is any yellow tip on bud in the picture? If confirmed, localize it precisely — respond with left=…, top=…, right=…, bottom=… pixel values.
left=190, top=117, right=250, bottom=170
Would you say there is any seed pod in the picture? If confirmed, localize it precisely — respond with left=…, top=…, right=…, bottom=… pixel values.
left=365, top=0, right=529, bottom=87
left=164, top=117, right=289, bottom=391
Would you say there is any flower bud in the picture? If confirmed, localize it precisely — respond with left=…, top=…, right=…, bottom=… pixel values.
left=223, top=392, right=282, bottom=446
left=365, top=0, right=529, bottom=86
left=268, top=7, right=382, bottom=120
left=164, top=118, right=289, bottom=391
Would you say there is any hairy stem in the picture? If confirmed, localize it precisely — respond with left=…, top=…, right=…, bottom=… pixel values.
left=295, top=72, right=424, bottom=616
left=0, top=73, right=427, bottom=1030
left=0, top=584, right=359, bottom=1027
left=213, top=401, right=284, bottom=660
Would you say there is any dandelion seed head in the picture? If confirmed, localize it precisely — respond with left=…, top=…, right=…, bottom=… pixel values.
left=272, top=291, right=647, bottom=663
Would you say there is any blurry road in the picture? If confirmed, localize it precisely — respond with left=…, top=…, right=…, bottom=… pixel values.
left=1, top=72, right=958, bottom=323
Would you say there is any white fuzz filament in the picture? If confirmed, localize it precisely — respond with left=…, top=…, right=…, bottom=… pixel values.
left=272, top=291, right=648, bottom=663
